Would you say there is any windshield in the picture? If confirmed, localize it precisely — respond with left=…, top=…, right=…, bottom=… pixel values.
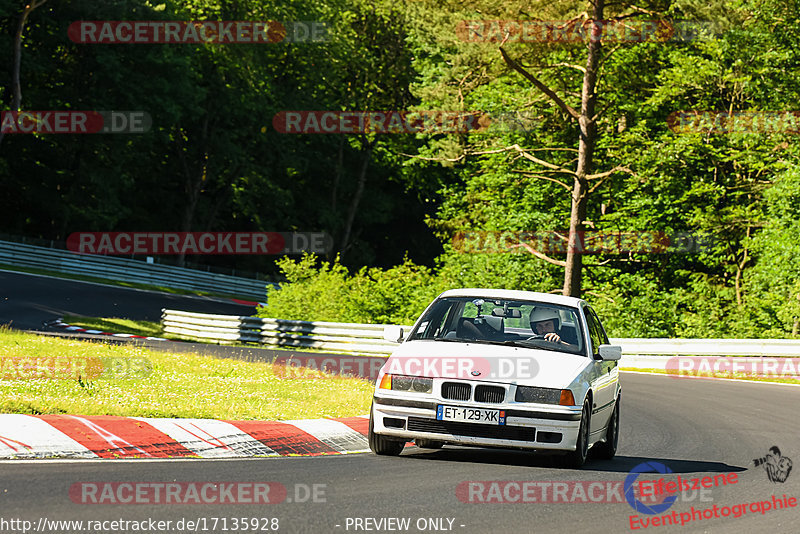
left=407, top=297, right=586, bottom=356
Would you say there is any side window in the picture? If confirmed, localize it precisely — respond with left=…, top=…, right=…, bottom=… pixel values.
left=415, top=300, right=452, bottom=338
left=587, top=307, right=610, bottom=345
left=461, top=302, right=479, bottom=318
left=584, top=306, right=606, bottom=357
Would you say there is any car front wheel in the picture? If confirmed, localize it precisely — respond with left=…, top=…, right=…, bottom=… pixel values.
left=593, top=396, right=619, bottom=460
left=559, top=399, right=590, bottom=469
left=368, top=406, right=405, bottom=456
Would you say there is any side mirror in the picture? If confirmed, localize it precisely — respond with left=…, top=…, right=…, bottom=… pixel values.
left=598, top=344, right=622, bottom=361
left=383, top=325, right=404, bottom=343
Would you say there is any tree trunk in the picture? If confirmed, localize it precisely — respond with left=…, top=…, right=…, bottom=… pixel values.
left=175, top=116, right=210, bottom=267
left=329, top=138, right=345, bottom=260
left=562, top=2, right=604, bottom=297
left=339, top=138, right=376, bottom=259
left=734, top=226, right=750, bottom=307
left=0, top=0, right=48, bottom=148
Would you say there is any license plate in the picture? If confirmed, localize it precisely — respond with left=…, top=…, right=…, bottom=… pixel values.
left=437, top=405, right=505, bottom=425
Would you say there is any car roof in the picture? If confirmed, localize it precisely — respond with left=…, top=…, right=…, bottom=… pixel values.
left=436, top=288, right=586, bottom=308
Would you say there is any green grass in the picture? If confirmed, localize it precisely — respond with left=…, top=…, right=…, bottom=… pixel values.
left=0, top=328, right=374, bottom=419
left=62, top=315, right=166, bottom=338
left=0, top=263, right=266, bottom=301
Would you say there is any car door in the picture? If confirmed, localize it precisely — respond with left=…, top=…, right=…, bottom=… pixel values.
left=583, top=305, right=618, bottom=435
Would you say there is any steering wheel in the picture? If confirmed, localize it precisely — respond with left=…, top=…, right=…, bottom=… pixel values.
left=525, top=334, right=546, bottom=340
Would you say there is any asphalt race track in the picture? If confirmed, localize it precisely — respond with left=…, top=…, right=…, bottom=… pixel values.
left=2, top=374, right=798, bottom=534
left=0, top=270, right=257, bottom=330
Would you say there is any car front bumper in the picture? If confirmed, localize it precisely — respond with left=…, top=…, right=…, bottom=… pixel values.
left=372, top=394, right=583, bottom=452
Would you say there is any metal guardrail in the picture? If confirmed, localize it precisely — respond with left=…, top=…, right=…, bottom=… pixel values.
left=162, top=309, right=413, bottom=355
left=608, top=338, right=800, bottom=357
left=161, top=309, right=800, bottom=359
left=0, top=240, right=271, bottom=299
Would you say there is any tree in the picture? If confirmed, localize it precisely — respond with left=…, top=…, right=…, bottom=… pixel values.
left=0, top=0, right=48, bottom=148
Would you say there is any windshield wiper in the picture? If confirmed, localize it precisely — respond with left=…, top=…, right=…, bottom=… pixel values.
left=491, top=339, right=578, bottom=353
left=413, top=337, right=472, bottom=343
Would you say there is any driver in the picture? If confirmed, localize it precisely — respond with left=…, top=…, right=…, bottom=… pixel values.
left=529, top=308, right=573, bottom=346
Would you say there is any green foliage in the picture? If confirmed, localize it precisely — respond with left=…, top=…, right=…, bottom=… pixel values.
left=259, top=253, right=447, bottom=324
left=4, top=0, right=800, bottom=338
left=742, top=166, right=800, bottom=337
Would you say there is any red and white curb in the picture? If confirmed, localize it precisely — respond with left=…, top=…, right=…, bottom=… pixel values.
left=230, top=298, right=267, bottom=308
left=0, top=414, right=371, bottom=459
left=47, top=319, right=170, bottom=341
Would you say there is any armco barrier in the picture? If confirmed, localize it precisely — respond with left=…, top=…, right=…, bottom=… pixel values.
left=0, top=240, right=271, bottom=299
left=161, top=309, right=413, bottom=355
left=160, top=309, right=800, bottom=360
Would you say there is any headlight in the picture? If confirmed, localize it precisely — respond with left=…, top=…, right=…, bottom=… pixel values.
left=378, top=374, right=433, bottom=394
left=515, top=386, right=575, bottom=405
left=411, top=377, right=432, bottom=393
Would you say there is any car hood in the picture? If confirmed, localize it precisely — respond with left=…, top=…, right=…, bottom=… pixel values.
left=382, top=339, right=590, bottom=388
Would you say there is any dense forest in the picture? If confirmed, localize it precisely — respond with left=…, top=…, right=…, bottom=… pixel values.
left=2, top=0, right=799, bottom=338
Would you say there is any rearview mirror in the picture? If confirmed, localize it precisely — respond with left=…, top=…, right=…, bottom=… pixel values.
left=598, top=344, right=622, bottom=361
left=492, top=307, right=522, bottom=318
left=383, top=325, right=404, bottom=343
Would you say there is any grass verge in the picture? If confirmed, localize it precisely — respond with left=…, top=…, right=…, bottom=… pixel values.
left=62, top=315, right=166, bottom=338
left=620, top=367, right=800, bottom=385
left=0, top=328, right=373, bottom=419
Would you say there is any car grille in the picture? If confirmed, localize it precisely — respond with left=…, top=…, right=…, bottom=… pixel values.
left=441, top=382, right=471, bottom=401
left=407, top=417, right=535, bottom=442
left=474, top=385, right=505, bottom=403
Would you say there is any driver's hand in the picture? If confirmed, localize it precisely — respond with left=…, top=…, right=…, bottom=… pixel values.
left=543, top=332, right=561, bottom=342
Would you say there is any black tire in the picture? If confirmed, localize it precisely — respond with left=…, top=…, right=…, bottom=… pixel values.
left=558, top=399, right=590, bottom=469
left=368, top=406, right=405, bottom=456
left=593, top=396, right=619, bottom=460
left=415, top=439, right=444, bottom=449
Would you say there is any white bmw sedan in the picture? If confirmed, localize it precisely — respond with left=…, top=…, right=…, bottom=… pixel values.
left=369, top=288, right=622, bottom=468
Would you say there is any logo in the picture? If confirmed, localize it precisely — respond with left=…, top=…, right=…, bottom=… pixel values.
left=666, top=357, right=800, bottom=380
left=753, top=446, right=793, bottom=483
left=451, top=230, right=713, bottom=255
left=66, top=231, right=333, bottom=255
left=471, top=370, right=481, bottom=376
left=0, top=111, right=151, bottom=134
left=667, top=111, right=800, bottom=135
left=624, top=462, right=677, bottom=515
